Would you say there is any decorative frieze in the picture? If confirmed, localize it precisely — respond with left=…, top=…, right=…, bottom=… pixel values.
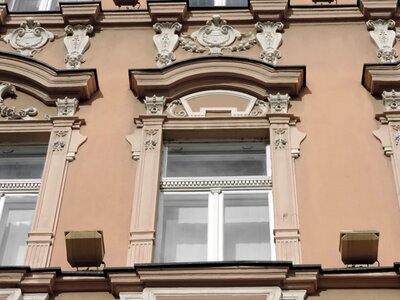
left=144, top=95, right=165, bottom=115
left=255, top=21, right=284, bottom=65
left=3, top=17, right=54, bottom=57
left=268, top=92, right=290, bottom=113
left=56, top=97, right=79, bottom=116
left=382, top=90, right=400, bottom=111
left=179, top=15, right=256, bottom=55
left=153, top=22, right=182, bottom=67
left=366, top=19, right=397, bottom=63
left=64, top=24, right=93, bottom=69
left=0, top=83, right=38, bottom=120
left=392, top=125, right=400, bottom=146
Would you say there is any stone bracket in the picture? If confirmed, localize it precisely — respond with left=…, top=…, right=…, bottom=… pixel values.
left=359, top=0, right=398, bottom=19
left=250, top=0, right=289, bottom=22
left=60, top=2, right=101, bottom=25
left=148, top=2, right=187, bottom=23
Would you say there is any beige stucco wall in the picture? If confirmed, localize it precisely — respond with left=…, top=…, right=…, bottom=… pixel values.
left=1, top=12, right=399, bottom=269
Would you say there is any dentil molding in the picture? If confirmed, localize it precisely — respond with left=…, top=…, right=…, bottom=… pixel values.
left=0, top=82, right=38, bottom=120
left=64, top=24, right=93, bottom=69
left=366, top=19, right=397, bottom=63
left=255, top=21, right=284, bottom=65
left=3, top=17, right=54, bottom=57
left=153, top=22, right=182, bottom=68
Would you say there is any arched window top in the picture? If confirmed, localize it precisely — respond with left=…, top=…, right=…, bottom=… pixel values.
left=0, top=51, right=98, bottom=105
left=129, top=56, right=306, bottom=101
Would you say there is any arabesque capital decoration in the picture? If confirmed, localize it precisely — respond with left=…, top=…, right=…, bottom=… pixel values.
left=144, top=95, right=165, bottom=115
left=153, top=22, right=182, bottom=67
left=382, top=90, right=400, bottom=111
left=3, top=17, right=55, bottom=57
left=366, top=19, right=397, bottom=63
left=56, top=97, right=79, bottom=116
left=255, top=21, right=284, bottom=65
left=64, top=24, right=93, bottom=69
left=268, top=93, right=290, bottom=113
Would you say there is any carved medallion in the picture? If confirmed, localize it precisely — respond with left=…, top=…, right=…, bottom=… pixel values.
left=382, top=90, right=400, bottom=111
left=366, top=19, right=397, bottom=63
left=3, top=17, right=55, bottom=57
left=179, top=15, right=256, bottom=55
left=64, top=24, right=93, bottom=69
left=255, top=21, right=284, bottom=65
left=0, top=83, right=38, bottom=120
left=153, top=22, right=182, bottom=67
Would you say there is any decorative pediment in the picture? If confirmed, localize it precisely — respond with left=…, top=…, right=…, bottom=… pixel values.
left=130, top=56, right=306, bottom=100
left=363, top=62, right=400, bottom=95
left=0, top=51, right=98, bottom=105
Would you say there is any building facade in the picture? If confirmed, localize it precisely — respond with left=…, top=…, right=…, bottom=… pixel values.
left=0, top=0, right=400, bottom=299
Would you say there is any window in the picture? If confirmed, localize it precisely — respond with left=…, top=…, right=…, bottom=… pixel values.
left=7, top=0, right=84, bottom=12
left=154, top=142, right=274, bottom=263
left=189, top=0, right=248, bottom=7
left=0, top=144, right=47, bottom=265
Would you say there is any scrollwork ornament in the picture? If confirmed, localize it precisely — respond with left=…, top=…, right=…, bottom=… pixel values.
left=166, top=99, right=187, bottom=117
left=3, top=17, right=55, bottom=57
left=179, top=15, right=255, bottom=55
left=0, top=82, right=38, bottom=120
left=250, top=100, right=269, bottom=116
left=64, top=24, right=93, bottom=69
left=255, top=21, right=284, bottom=65
left=273, top=128, right=287, bottom=149
left=153, top=22, right=182, bottom=67
left=144, top=129, right=158, bottom=151
left=366, top=19, right=397, bottom=63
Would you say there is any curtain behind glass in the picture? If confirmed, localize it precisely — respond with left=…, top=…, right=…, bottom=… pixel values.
left=189, top=0, right=248, bottom=7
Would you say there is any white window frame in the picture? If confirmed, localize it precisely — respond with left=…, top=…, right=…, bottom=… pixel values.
left=155, top=142, right=275, bottom=263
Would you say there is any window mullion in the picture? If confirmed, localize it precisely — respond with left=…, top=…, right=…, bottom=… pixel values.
left=207, top=189, right=220, bottom=261
left=217, top=191, right=224, bottom=261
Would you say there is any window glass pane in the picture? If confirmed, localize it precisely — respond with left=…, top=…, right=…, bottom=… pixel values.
left=0, top=145, right=47, bottom=179
left=155, top=193, right=208, bottom=262
left=0, top=195, right=36, bottom=265
left=164, top=143, right=266, bottom=177
left=189, top=0, right=248, bottom=7
left=11, top=0, right=41, bottom=11
left=223, top=193, right=271, bottom=260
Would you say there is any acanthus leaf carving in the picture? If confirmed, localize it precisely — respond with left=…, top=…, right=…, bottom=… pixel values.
left=382, top=89, right=400, bottom=111
left=56, top=97, right=79, bottom=116
left=3, top=17, right=55, bottom=57
left=153, top=22, right=182, bottom=67
left=144, top=95, right=165, bottom=115
left=179, top=15, right=256, bottom=55
left=64, top=24, right=93, bottom=70
left=268, top=93, right=290, bottom=113
left=255, top=21, right=284, bottom=65
left=166, top=99, right=187, bottom=117
left=0, top=82, right=38, bottom=120
left=366, top=19, right=397, bottom=63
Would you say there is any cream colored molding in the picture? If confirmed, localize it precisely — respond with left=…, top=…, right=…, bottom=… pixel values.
left=359, top=0, right=398, bottom=19
left=0, top=83, right=38, bottom=120
left=179, top=15, right=256, bottom=55
left=64, top=24, right=93, bottom=70
left=250, top=0, right=288, bottom=22
left=268, top=92, right=290, bottom=113
left=255, top=21, right=284, bottom=65
left=60, top=2, right=101, bottom=25
left=153, top=22, right=182, bottom=68
left=23, top=294, right=49, bottom=300
left=382, top=89, right=400, bottom=111
left=282, top=290, right=307, bottom=300
left=56, top=97, right=78, bottom=116
left=366, top=19, right=397, bottom=63
left=148, top=1, right=187, bottom=23
left=0, top=289, right=22, bottom=300
left=3, top=17, right=54, bottom=57
left=144, top=95, right=165, bottom=115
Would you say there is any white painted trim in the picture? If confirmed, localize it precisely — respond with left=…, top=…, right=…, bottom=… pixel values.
left=282, top=290, right=307, bottom=300
left=0, top=289, right=22, bottom=300
left=180, top=90, right=257, bottom=117
left=23, top=293, right=49, bottom=300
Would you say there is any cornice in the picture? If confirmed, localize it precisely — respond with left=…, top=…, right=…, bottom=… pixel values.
left=129, top=56, right=306, bottom=100
left=359, top=0, right=398, bottom=19
left=362, top=62, right=400, bottom=95
left=0, top=51, right=98, bottom=104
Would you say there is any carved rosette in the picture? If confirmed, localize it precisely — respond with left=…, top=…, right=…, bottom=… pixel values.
left=64, top=24, right=93, bottom=69
left=268, top=93, right=290, bottom=113
left=255, top=21, right=284, bottom=65
left=0, top=82, right=38, bottom=120
left=144, top=95, right=165, bottom=115
left=382, top=90, right=400, bottom=111
left=3, top=17, right=55, bottom=57
left=366, top=19, right=397, bottom=63
left=179, top=15, right=256, bottom=55
left=56, top=97, right=79, bottom=116
left=153, top=22, right=182, bottom=68
left=166, top=99, right=187, bottom=117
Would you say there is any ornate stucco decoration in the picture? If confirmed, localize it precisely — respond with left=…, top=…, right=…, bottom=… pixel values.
left=52, top=130, right=68, bottom=152
left=144, top=95, right=165, bottom=115
left=3, top=17, right=55, bottom=57
left=153, top=22, right=182, bottom=67
left=56, top=97, right=79, bottom=116
left=144, top=129, right=158, bottom=151
left=249, top=100, right=269, bottom=116
left=382, top=90, right=400, bottom=111
left=0, top=83, right=38, bottom=120
left=179, top=15, right=256, bottom=55
left=268, top=93, right=290, bottom=113
left=273, top=128, right=288, bottom=149
left=166, top=99, right=188, bottom=117
left=64, top=24, right=93, bottom=69
left=255, top=21, right=284, bottom=65
left=366, top=19, right=397, bottom=63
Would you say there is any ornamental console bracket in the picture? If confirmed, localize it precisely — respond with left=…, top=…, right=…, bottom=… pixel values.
left=366, top=19, right=397, bottom=63
left=126, top=57, right=307, bottom=265
left=359, top=0, right=398, bottom=19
